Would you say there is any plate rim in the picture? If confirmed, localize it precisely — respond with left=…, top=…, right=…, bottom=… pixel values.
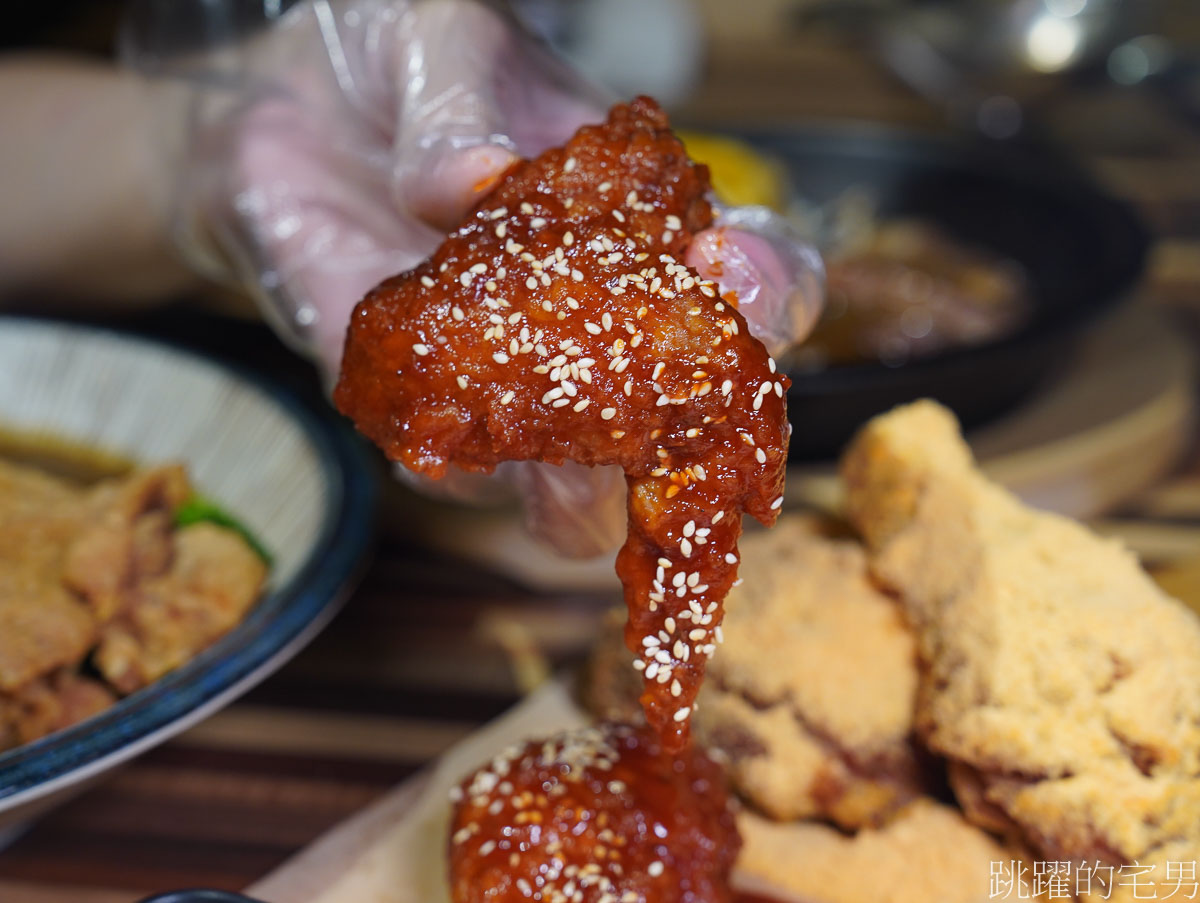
left=0, top=315, right=377, bottom=809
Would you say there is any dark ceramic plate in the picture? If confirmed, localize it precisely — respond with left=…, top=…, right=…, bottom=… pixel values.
left=730, top=125, right=1149, bottom=458
left=0, top=318, right=375, bottom=827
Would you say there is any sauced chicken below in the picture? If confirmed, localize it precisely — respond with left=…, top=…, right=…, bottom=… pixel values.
left=335, top=97, right=790, bottom=752
left=0, top=458, right=266, bottom=751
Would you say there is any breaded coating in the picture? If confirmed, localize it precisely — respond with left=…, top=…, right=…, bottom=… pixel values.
left=735, top=799, right=1016, bottom=903
left=695, top=517, right=924, bottom=828
left=841, top=401, right=1200, bottom=901
left=335, top=97, right=789, bottom=750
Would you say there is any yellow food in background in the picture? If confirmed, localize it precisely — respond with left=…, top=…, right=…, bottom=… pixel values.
left=678, top=130, right=789, bottom=211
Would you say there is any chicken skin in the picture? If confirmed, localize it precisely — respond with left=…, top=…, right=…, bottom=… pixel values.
left=335, top=97, right=789, bottom=750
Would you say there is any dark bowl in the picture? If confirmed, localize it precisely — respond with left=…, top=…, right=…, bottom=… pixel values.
left=730, top=125, right=1149, bottom=459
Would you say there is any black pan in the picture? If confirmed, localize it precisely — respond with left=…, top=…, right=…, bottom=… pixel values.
left=728, top=125, right=1149, bottom=460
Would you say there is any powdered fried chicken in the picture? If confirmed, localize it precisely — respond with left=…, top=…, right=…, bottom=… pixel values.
left=841, top=401, right=1200, bottom=903
left=335, top=97, right=789, bottom=750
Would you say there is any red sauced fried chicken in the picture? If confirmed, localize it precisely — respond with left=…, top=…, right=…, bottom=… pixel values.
left=335, top=97, right=789, bottom=750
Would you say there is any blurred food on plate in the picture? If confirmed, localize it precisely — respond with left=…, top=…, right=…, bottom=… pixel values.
left=803, top=218, right=1030, bottom=368
left=0, top=435, right=267, bottom=752
left=684, top=131, right=1033, bottom=369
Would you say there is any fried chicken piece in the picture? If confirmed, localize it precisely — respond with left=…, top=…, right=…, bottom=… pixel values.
left=336, top=97, right=789, bottom=751
left=694, top=516, right=925, bottom=828
left=735, top=800, right=1019, bottom=903
left=448, top=723, right=740, bottom=903
left=841, top=401, right=1200, bottom=902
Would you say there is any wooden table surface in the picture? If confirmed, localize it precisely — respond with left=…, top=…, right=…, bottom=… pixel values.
left=4, top=14, right=1200, bottom=903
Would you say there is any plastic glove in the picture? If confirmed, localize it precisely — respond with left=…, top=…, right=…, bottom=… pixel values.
left=123, top=0, right=824, bottom=557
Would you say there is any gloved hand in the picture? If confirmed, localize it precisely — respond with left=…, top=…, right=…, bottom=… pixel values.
left=123, top=0, right=824, bottom=557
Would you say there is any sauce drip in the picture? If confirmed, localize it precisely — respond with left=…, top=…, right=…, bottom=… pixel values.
left=448, top=723, right=740, bottom=903
left=334, top=97, right=789, bottom=751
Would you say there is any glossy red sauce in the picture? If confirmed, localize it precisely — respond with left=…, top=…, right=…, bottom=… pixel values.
left=447, top=723, right=740, bottom=903
left=335, top=97, right=789, bottom=753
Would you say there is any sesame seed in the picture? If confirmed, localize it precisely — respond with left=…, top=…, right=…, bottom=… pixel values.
left=771, top=495, right=784, bottom=509
left=585, top=322, right=602, bottom=335
left=573, top=399, right=589, bottom=412
left=456, top=376, right=468, bottom=390
left=673, top=708, right=690, bottom=723
left=420, top=275, right=435, bottom=288
left=598, top=181, right=612, bottom=192
left=413, top=343, right=430, bottom=356
left=600, top=407, right=617, bottom=420
left=564, top=156, right=577, bottom=173
left=563, top=231, right=574, bottom=246
left=712, top=511, right=724, bottom=523
left=489, top=207, right=507, bottom=220
left=493, top=352, right=510, bottom=364
left=683, top=520, right=696, bottom=537
left=531, top=217, right=547, bottom=229
left=680, top=538, right=693, bottom=557
left=500, top=391, right=515, bottom=404
left=755, top=448, right=767, bottom=464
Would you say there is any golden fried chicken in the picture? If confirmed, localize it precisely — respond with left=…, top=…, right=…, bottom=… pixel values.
left=841, top=401, right=1200, bottom=902
left=335, top=97, right=789, bottom=750
left=736, top=800, right=1017, bottom=903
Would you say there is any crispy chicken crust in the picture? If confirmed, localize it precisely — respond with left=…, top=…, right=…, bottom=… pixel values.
left=841, top=401, right=1200, bottom=902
